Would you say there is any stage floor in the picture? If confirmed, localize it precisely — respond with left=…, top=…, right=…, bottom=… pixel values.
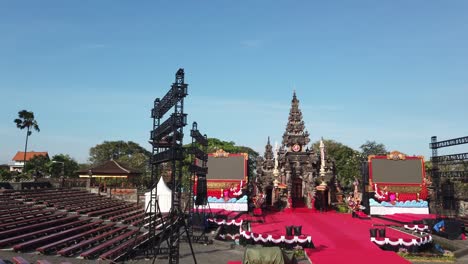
left=250, top=210, right=413, bottom=264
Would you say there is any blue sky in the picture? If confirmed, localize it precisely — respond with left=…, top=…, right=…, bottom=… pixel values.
left=1, top=1, right=467, bottom=164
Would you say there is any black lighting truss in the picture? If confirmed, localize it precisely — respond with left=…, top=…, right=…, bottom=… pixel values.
left=148, top=68, right=196, bottom=264
left=187, top=122, right=208, bottom=238
left=431, top=153, right=468, bottom=163
left=430, top=136, right=468, bottom=149
left=430, top=136, right=468, bottom=214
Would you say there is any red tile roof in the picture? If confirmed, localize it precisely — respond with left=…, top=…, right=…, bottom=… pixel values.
left=12, top=151, right=49, bottom=161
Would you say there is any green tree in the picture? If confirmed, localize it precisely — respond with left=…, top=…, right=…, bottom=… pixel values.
left=14, top=110, right=40, bottom=170
left=0, top=168, right=12, bottom=181
left=89, top=141, right=151, bottom=164
left=23, top=154, right=50, bottom=178
left=312, top=139, right=361, bottom=189
left=359, top=140, right=387, bottom=160
left=49, top=154, right=80, bottom=178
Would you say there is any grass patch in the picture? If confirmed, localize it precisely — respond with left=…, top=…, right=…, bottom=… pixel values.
left=398, top=252, right=456, bottom=262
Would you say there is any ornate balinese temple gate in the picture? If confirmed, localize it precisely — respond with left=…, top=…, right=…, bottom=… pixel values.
left=257, top=92, right=336, bottom=209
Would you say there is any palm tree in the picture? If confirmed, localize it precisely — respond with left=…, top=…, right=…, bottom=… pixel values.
left=14, top=110, right=40, bottom=171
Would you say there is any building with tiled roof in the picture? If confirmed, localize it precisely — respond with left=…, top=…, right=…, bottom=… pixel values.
left=78, top=159, right=141, bottom=179
left=9, top=151, right=49, bottom=172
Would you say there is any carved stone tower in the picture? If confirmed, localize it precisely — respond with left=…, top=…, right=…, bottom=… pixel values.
left=277, top=91, right=319, bottom=208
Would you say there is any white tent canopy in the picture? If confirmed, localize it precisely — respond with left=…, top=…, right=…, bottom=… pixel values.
left=145, top=177, right=172, bottom=213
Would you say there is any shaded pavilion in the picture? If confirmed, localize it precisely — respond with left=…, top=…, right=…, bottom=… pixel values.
left=78, top=160, right=141, bottom=188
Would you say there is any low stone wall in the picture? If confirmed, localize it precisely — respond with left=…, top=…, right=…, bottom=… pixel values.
left=458, top=200, right=468, bottom=216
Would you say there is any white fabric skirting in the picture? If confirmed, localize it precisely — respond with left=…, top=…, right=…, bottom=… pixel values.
left=240, top=228, right=312, bottom=244
left=370, top=206, right=429, bottom=215
left=404, top=224, right=429, bottom=232
left=208, top=218, right=243, bottom=226
left=199, top=203, right=248, bottom=211
left=371, top=235, right=432, bottom=247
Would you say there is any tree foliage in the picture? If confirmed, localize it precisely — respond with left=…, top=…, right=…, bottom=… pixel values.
left=312, top=139, right=361, bottom=188
left=50, top=154, right=80, bottom=178
left=23, top=154, right=50, bottom=177
left=14, top=110, right=40, bottom=169
left=89, top=140, right=151, bottom=165
left=359, top=140, right=387, bottom=160
left=0, top=168, right=13, bottom=181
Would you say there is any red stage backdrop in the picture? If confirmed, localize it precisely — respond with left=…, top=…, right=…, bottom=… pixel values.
left=368, top=151, right=428, bottom=201
left=195, top=149, right=248, bottom=198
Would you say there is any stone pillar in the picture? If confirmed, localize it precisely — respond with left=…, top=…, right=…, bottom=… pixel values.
left=286, top=171, right=292, bottom=208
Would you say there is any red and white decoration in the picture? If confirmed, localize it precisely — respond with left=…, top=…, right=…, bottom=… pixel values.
left=208, top=218, right=313, bottom=246
left=208, top=218, right=243, bottom=226
left=240, top=229, right=312, bottom=245
left=371, top=235, right=432, bottom=247
left=403, top=224, right=429, bottom=232
left=219, top=233, right=240, bottom=240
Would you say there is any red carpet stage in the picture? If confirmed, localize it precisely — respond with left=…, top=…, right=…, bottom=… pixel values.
left=249, top=211, right=416, bottom=264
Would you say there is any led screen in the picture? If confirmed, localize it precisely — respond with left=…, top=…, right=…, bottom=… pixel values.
left=206, top=155, right=246, bottom=180
left=371, top=158, right=423, bottom=184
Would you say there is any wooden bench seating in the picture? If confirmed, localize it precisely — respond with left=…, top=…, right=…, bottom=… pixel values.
left=0, top=215, right=80, bottom=239
left=36, top=222, right=113, bottom=255
left=108, top=209, right=144, bottom=222
left=76, top=202, right=122, bottom=215
left=99, top=206, right=140, bottom=220
left=56, top=198, right=111, bottom=210
left=0, top=218, right=88, bottom=247
left=80, top=229, right=139, bottom=259
left=0, top=204, right=40, bottom=214
left=36, top=260, right=52, bottom=264
left=58, top=226, right=128, bottom=257
left=51, top=198, right=106, bottom=210
left=121, top=212, right=145, bottom=225
left=0, top=212, right=67, bottom=231
left=12, top=220, right=105, bottom=252
left=0, top=209, right=54, bottom=224
left=99, top=232, right=149, bottom=261
left=87, top=204, right=133, bottom=217
left=0, top=208, right=44, bottom=222
left=67, top=199, right=117, bottom=212
left=45, top=194, right=98, bottom=205
left=131, top=215, right=153, bottom=227
left=12, top=256, right=30, bottom=264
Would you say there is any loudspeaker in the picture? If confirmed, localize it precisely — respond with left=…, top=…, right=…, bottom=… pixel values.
left=294, top=225, right=302, bottom=236
left=195, top=176, right=207, bottom=206
left=285, top=225, right=294, bottom=236
left=361, top=162, right=369, bottom=185
left=378, top=228, right=386, bottom=238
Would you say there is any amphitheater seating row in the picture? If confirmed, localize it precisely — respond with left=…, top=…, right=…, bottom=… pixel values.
left=0, top=188, right=152, bottom=261
left=108, top=208, right=144, bottom=222
left=99, top=205, right=140, bottom=219
left=0, top=208, right=48, bottom=223
left=0, top=218, right=90, bottom=247
left=99, top=231, right=149, bottom=260
left=36, top=222, right=114, bottom=255
left=58, top=225, right=128, bottom=256
left=0, top=256, right=73, bottom=264
left=13, top=220, right=105, bottom=252
left=0, top=212, right=68, bottom=231
left=0, top=215, right=80, bottom=239
left=81, top=229, right=139, bottom=259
